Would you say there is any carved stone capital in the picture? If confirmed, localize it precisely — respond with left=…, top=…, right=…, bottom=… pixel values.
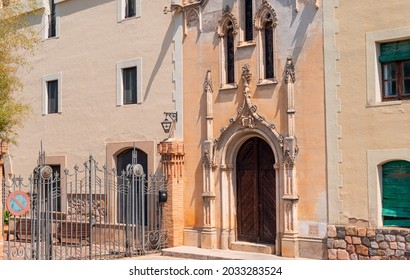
left=220, top=164, right=233, bottom=171
left=202, top=140, right=216, bottom=168
left=158, top=141, right=185, bottom=156
left=282, top=136, right=298, bottom=167
left=201, top=192, right=216, bottom=200
left=282, top=194, right=299, bottom=201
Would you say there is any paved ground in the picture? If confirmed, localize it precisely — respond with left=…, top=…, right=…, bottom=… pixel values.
left=126, top=246, right=301, bottom=260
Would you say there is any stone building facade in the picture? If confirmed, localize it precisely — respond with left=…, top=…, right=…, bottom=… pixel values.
left=324, top=0, right=410, bottom=259
left=3, top=0, right=409, bottom=260
left=177, top=0, right=327, bottom=259
left=1, top=0, right=182, bottom=247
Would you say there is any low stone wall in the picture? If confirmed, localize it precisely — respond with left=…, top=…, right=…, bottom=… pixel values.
left=328, top=225, right=410, bottom=260
left=67, top=198, right=105, bottom=223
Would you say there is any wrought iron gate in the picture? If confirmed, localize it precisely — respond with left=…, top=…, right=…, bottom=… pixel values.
left=2, top=150, right=167, bottom=260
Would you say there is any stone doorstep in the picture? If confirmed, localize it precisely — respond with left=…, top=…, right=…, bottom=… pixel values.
left=230, top=241, right=275, bottom=255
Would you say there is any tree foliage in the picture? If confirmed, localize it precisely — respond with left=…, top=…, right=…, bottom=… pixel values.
left=0, top=1, right=40, bottom=143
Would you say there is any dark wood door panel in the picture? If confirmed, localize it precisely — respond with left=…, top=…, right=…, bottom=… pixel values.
left=237, top=168, right=258, bottom=241
left=237, top=137, right=276, bottom=244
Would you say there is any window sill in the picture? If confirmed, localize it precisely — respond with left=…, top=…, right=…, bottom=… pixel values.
left=257, top=79, right=278, bottom=86
left=237, top=41, right=256, bottom=48
left=366, top=100, right=403, bottom=108
left=117, top=15, right=141, bottom=23
left=44, top=36, right=60, bottom=41
left=219, top=84, right=238, bottom=91
left=117, top=103, right=140, bottom=107
left=42, top=112, right=62, bottom=116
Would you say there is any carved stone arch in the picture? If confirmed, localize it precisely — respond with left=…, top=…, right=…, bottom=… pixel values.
left=217, top=128, right=282, bottom=169
left=212, top=64, right=285, bottom=246
left=214, top=105, right=284, bottom=251
left=216, top=5, right=239, bottom=37
left=254, top=0, right=278, bottom=30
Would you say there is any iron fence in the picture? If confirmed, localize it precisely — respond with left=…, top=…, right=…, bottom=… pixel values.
left=2, top=150, right=167, bottom=260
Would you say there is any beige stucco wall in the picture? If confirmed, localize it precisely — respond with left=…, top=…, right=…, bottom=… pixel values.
left=182, top=0, right=327, bottom=256
left=326, top=1, right=410, bottom=226
left=10, top=1, right=176, bottom=177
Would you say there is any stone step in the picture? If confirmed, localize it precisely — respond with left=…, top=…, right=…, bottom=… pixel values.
left=162, top=246, right=289, bottom=260
left=230, top=241, right=275, bottom=254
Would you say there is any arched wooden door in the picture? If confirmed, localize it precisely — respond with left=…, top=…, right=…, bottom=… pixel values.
left=236, top=137, right=276, bottom=243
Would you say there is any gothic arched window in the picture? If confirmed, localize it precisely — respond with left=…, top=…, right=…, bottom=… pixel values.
left=216, top=7, right=238, bottom=88
left=244, top=0, right=253, bottom=42
left=226, top=21, right=235, bottom=84
left=255, top=2, right=278, bottom=83
left=264, top=20, right=274, bottom=79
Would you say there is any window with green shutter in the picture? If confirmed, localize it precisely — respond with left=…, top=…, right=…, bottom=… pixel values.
left=379, top=40, right=410, bottom=101
left=382, top=160, right=410, bottom=227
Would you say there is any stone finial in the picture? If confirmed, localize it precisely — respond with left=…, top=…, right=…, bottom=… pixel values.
left=285, top=56, right=296, bottom=84
left=241, top=63, right=252, bottom=88
left=204, top=69, right=213, bottom=93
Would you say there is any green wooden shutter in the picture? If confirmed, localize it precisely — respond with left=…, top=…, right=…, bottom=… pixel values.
left=382, top=160, right=410, bottom=227
left=379, top=40, right=410, bottom=63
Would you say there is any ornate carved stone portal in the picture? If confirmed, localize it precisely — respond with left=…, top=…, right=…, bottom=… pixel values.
left=200, top=63, right=300, bottom=257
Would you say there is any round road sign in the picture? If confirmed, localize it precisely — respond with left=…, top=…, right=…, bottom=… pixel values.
left=6, top=191, right=30, bottom=216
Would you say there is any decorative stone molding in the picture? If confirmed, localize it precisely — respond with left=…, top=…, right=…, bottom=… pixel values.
left=215, top=64, right=284, bottom=149
left=283, top=137, right=299, bottom=168
left=204, top=69, right=214, bottom=119
left=254, top=0, right=278, bottom=30
left=295, top=0, right=299, bottom=13
left=216, top=5, right=239, bottom=37
left=202, top=140, right=216, bottom=169
left=241, top=63, right=252, bottom=88
left=185, top=8, right=200, bottom=33
left=285, top=56, right=296, bottom=84
left=219, top=163, right=233, bottom=171
left=158, top=141, right=184, bottom=182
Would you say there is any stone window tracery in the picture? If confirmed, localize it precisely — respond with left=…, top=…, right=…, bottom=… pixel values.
left=255, top=1, right=278, bottom=84
left=216, top=6, right=239, bottom=89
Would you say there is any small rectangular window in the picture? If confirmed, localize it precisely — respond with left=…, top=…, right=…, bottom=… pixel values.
left=48, top=0, right=56, bottom=38
left=379, top=40, right=410, bottom=101
left=116, top=58, right=141, bottom=105
left=47, top=80, right=59, bottom=114
left=118, top=0, right=140, bottom=22
left=125, top=0, right=136, bottom=18
left=122, top=67, right=137, bottom=104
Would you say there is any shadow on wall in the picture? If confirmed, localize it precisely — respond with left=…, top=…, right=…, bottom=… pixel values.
left=144, top=21, right=174, bottom=102
left=60, top=0, right=113, bottom=16
left=290, top=3, right=318, bottom=65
